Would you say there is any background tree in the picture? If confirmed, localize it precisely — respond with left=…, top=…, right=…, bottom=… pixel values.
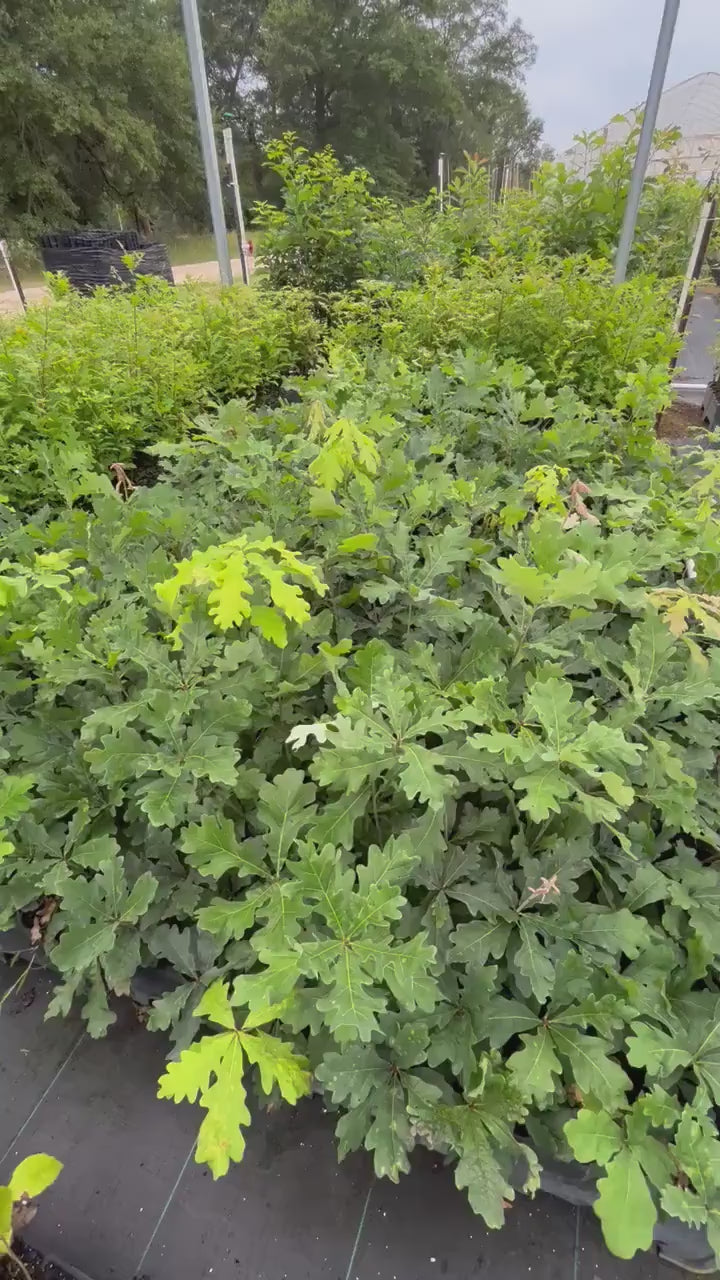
left=0, top=0, right=205, bottom=242
left=0, top=0, right=542, bottom=240
left=211, top=0, right=543, bottom=197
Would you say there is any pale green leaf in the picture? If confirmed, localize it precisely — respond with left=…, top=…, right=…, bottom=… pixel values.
left=249, top=605, right=287, bottom=648
left=626, top=1022, right=692, bottom=1077
left=660, top=1185, right=707, bottom=1229
left=194, top=980, right=236, bottom=1030
left=337, top=534, right=378, bottom=554
left=564, top=1109, right=623, bottom=1167
left=594, top=1149, right=656, bottom=1259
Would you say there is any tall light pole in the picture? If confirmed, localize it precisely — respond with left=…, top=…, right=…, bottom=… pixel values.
left=613, top=0, right=680, bottom=284
left=181, top=0, right=233, bottom=286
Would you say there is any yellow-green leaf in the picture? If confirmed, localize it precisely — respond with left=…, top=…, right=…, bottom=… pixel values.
left=240, top=1029, right=311, bottom=1102
left=0, top=1186, right=12, bottom=1254
left=194, top=980, right=236, bottom=1030
left=337, top=534, right=378, bottom=554
left=9, top=1154, right=63, bottom=1200
left=249, top=604, right=288, bottom=648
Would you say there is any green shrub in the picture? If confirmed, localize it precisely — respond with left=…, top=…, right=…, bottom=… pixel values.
left=255, top=139, right=494, bottom=294
left=0, top=277, right=322, bottom=507
left=255, top=134, right=377, bottom=294
left=334, top=254, right=680, bottom=406
left=253, top=131, right=701, bottom=300
left=362, top=158, right=493, bottom=286
left=501, top=122, right=704, bottom=279
left=3, top=350, right=720, bottom=1263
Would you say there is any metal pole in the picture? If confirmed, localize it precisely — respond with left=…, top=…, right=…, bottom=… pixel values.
left=223, top=127, right=249, bottom=285
left=438, top=152, right=446, bottom=213
left=613, top=0, right=680, bottom=284
left=0, top=239, right=26, bottom=311
left=181, top=0, right=233, bottom=286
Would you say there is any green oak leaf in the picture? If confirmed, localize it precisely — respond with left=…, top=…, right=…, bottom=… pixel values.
left=158, top=981, right=310, bottom=1177
left=507, top=1028, right=562, bottom=1104
left=314, top=952, right=387, bottom=1042
left=364, top=1080, right=412, bottom=1181
left=594, top=1149, right=656, bottom=1260
left=660, top=1186, right=708, bottom=1229
left=564, top=1108, right=623, bottom=1166
left=513, top=920, right=555, bottom=1003
left=551, top=1027, right=631, bottom=1110
left=182, top=816, right=267, bottom=880
left=315, top=1045, right=389, bottom=1106
left=136, top=774, right=196, bottom=827
left=626, top=1022, right=692, bottom=1077
left=515, top=766, right=573, bottom=821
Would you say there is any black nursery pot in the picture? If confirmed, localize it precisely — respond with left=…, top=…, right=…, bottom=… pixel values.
left=703, top=377, right=720, bottom=432
left=535, top=1153, right=717, bottom=1274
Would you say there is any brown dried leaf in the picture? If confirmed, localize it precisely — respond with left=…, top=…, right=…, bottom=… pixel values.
left=109, top=462, right=137, bottom=500
left=11, top=1200, right=37, bottom=1233
left=666, top=599, right=690, bottom=638
left=29, top=897, right=59, bottom=946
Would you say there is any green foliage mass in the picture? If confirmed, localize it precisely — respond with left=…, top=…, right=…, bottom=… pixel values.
left=257, top=124, right=703, bottom=302
left=0, top=279, right=322, bottom=508
left=502, top=122, right=704, bottom=280
left=334, top=255, right=679, bottom=407
left=3, top=346, right=720, bottom=1261
left=257, top=139, right=495, bottom=293
left=255, top=137, right=377, bottom=293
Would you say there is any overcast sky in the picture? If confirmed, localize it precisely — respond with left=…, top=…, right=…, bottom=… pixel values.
left=507, top=0, right=720, bottom=152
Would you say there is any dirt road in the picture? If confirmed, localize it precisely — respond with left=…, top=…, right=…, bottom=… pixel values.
left=0, top=257, right=249, bottom=314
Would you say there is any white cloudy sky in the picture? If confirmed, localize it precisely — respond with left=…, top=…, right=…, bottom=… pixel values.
left=507, top=0, right=720, bottom=150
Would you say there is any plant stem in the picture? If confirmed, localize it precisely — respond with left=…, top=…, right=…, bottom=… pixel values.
left=1, top=1237, right=34, bottom=1280
left=0, top=953, right=36, bottom=1012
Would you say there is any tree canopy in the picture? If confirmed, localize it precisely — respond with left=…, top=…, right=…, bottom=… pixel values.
left=222, top=0, right=543, bottom=193
left=0, top=0, right=543, bottom=241
left=0, top=0, right=205, bottom=242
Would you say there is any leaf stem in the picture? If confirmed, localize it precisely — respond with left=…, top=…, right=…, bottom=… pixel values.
left=0, top=954, right=36, bottom=1012
left=1, top=1237, right=34, bottom=1280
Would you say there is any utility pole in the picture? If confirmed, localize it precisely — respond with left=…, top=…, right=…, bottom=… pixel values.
left=223, top=126, right=249, bottom=285
left=613, top=0, right=680, bottom=284
left=181, top=0, right=233, bottom=286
